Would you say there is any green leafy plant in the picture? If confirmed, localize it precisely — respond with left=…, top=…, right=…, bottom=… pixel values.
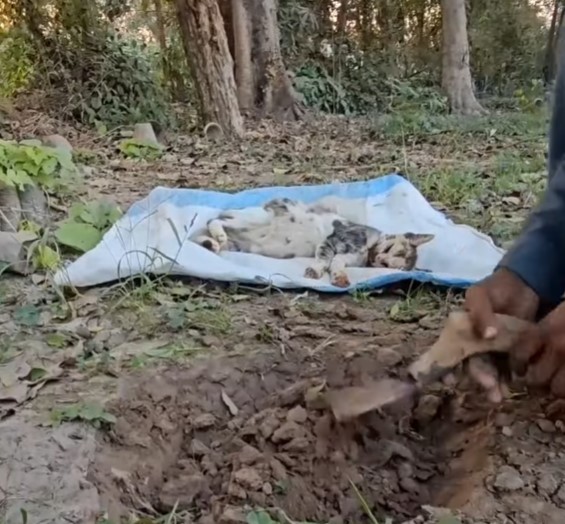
left=55, top=200, right=122, bottom=253
left=50, top=402, right=117, bottom=429
left=514, top=78, right=545, bottom=112
left=294, top=63, right=351, bottom=114
left=119, top=138, right=164, bottom=160
left=52, top=32, right=172, bottom=128
left=0, top=29, right=34, bottom=98
left=0, top=139, right=78, bottom=192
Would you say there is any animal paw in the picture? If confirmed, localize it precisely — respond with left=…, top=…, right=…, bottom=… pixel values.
left=304, top=267, right=322, bottom=280
left=201, top=238, right=221, bottom=253
left=331, top=271, right=350, bottom=288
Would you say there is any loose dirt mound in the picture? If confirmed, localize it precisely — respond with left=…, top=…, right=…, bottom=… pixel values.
left=90, top=348, right=476, bottom=523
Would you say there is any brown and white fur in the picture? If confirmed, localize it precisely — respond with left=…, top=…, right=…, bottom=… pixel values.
left=192, top=197, right=434, bottom=287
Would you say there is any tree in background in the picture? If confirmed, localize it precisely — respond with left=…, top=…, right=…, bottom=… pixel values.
left=0, top=0, right=556, bottom=130
left=174, top=0, right=303, bottom=137
left=174, top=0, right=244, bottom=137
left=440, top=0, right=485, bottom=115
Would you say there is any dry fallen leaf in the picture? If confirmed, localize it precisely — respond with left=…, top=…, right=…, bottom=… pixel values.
left=0, top=357, right=32, bottom=387
left=221, top=389, right=239, bottom=416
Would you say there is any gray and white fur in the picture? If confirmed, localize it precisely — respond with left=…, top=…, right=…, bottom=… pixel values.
left=191, top=197, right=434, bottom=287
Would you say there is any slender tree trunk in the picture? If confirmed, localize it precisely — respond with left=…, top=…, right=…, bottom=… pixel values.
left=152, top=0, right=172, bottom=84
left=232, top=0, right=254, bottom=112
left=360, top=0, right=372, bottom=50
left=416, top=0, right=426, bottom=47
left=174, top=0, right=244, bottom=137
left=440, top=0, right=486, bottom=116
left=545, top=0, right=565, bottom=82
left=248, top=0, right=304, bottom=121
left=337, top=0, right=349, bottom=36
left=316, top=0, right=332, bottom=36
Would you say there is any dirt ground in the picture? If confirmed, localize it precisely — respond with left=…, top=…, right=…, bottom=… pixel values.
left=1, top=107, right=563, bottom=523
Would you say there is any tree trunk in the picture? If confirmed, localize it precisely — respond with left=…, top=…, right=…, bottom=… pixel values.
left=337, top=0, right=349, bottom=36
left=360, top=0, right=372, bottom=50
left=248, top=0, right=304, bottom=121
left=152, top=0, right=172, bottom=83
left=174, top=0, right=244, bottom=137
left=545, top=0, right=564, bottom=82
left=416, top=1, right=426, bottom=47
left=440, top=0, right=486, bottom=116
left=231, top=0, right=254, bottom=112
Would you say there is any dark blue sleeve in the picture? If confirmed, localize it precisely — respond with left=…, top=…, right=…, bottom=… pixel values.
left=499, top=163, right=565, bottom=304
left=498, top=53, right=565, bottom=304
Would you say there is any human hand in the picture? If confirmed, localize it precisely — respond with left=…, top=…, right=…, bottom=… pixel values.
left=512, top=301, right=565, bottom=397
left=463, top=268, right=539, bottom=402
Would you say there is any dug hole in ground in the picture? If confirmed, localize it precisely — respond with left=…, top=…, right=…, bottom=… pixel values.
left=6, top=307, right=565, bottom=524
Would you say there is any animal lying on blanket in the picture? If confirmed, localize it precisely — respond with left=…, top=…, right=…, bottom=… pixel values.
left=191, top=197, right=434, bottom=287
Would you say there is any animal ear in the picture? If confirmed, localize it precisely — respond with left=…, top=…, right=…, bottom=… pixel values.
left=405, top=233, right=434, bottom=246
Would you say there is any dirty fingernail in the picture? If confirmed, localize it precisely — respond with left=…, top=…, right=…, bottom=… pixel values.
left=484, top=326, right=497, bottom=339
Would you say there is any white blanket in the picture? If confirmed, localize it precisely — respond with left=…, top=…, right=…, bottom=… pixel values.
left=53, top=174, right=504, bottom=290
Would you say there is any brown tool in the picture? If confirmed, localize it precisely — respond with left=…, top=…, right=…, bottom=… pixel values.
left=326, top=311, right=535, bottom=422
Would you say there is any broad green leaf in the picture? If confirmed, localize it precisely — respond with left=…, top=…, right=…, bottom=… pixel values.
left=55, top=222, right=102, bottom=252
left=246, top=511, right=277, bottom=524
left=29, top=367, right=47, bottom=381
left=46, top=332, right=69, bottom=348
left=41, top=156, right=58, bottom=175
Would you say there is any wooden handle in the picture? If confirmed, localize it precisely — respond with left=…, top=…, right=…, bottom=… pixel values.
left=408, top=311, right=534, bottom=384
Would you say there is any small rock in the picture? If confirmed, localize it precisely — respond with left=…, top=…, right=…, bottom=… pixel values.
left=262, top=482, right=273, bottom=495
left=555, top=484, right=565, bottom=504
left=193, top=413, right=216, bottom=429
left=233, top=467, right=263, bottom=491
left=189, top=439, right=210, bottom=457
left=269, top=458, right=287, bottom=481
left=538, top=419, right=556, bottom=433
left=537, top=473, right=559, bottom=496
left=159, top=473, right=209, bottom=510
left=494, top=412, right=515, bottom=427
left=259, top=411, right=281, bottom=439
left=239, top=444, right=262, bottom=465
left=283, top=437, right=310, bottom=451
left=271, top=421, right=303, bottom=443
left=374, top=347, right=403, bottom=367
left=328, top=518, right=344, bottom=524
left=400, top=476, right=420, bottom=493
left=502, top=426, right=513, bottom=437
left=227, top=482, right=247, bottom=499
left=398, top=461, right=413, bottom=479
left=494, top=466, right=525, bottom=491
left=42, top=134, right=73, bottom=152
left=414, top=394, right=442, bottom=425
left=133, top=122, right=160, bottom=146
left=418, top=315, right=440, bottom=330
left=286, top=405, right=308, bottom=424
left=219, top=506, right=247, bottom=523
left=421, top=505, right=456, bottom=519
